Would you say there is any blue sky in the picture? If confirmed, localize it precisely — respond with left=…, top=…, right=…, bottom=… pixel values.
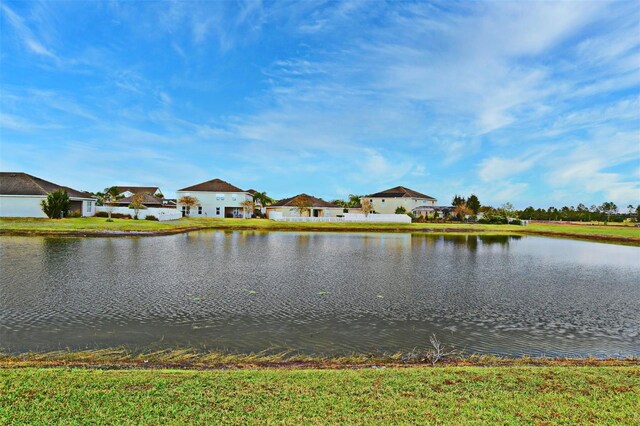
left=1, top=0, right=639, bottom=207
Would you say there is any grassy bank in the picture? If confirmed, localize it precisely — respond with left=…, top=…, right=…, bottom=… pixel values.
left=1, top=217, right=639, bottom=244
left=1, top=366, right=638, bottom=424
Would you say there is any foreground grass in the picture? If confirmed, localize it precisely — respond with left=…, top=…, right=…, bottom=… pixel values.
left=1, top=217, right=639, bottom=244
left=1, top=366, right=638, bottom=425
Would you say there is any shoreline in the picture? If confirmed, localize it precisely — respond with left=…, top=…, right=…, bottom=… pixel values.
left=2, top=349, right=638, bottom=370
left=1, top=224, right=639, bottom=245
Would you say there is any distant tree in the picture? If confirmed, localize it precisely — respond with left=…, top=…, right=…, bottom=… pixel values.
left=41, top=189, right=70, bottom=219
left=453, top=203, right=471, bottom=221
left=156, top=191, right=164, bottom=199
left=360, top=198, right=373, bottom=217
left=627, top=204, right=634, bottom=215
left=466, top=194, right=481, bottom=215
left=500, top=202, right=515, bottom=220
left=240, top=199, right=255, bottom=218
left=178, top=195, right=200, bottom=217
left=129, top=193, right=146, bottom=219
left=292, top=195, right=312, bottom=217
left=395, top=206, right=407, bottom=214
left=600, top=202, right=618, bottom=222
left=101, top=186, right=120, bottom=220
left=332, top=199, right=348, bottom=208
left=451, top=194, right=465, bottom=207
left=637, top=205, right=640, bottom=218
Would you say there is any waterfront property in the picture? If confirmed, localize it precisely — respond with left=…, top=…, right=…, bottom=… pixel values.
left=114, top=193, right=165, bottom=208
left=0, top=172, right=97, bottom=218
left=176, top=178, right=254, bottom=218
left=266, top=193, right=344, bottom=219
left=364, top=186, right=437, bottom=214
left=114, top=186, right=162, bottom=198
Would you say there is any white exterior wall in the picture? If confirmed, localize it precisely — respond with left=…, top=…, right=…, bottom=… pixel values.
left=266, top=206, right=345, bottom=219
left=95, top=206, right=182, bottom=221
left=176, top=191, right=253, bottom=218
left=0, top=195, right=96, bottom=218
left=0, top=195, right=47, bottom=217
left=364, top=197, right=437, bottom=214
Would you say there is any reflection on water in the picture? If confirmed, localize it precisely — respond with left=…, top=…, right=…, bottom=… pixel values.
left=1, top=232, right=638, bottom=357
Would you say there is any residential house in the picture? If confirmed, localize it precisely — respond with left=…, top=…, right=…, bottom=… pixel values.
left=0, top=172, right=97, bottom=218
left=176, top=178, right=254, bottom=218
left=266, top=194, right=343, bottom=219
left=363, top=186, right=437, bottom=215
left=114, top=186, right=162, bottom=198
left=114, top=193, right=165, bottom=208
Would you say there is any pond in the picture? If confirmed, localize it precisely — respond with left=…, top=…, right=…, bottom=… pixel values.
left=1, top=232, right=638, bottom=357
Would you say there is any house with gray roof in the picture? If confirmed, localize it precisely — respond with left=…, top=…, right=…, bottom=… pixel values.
left=363, top=186, right=437, bottom=215
left=0, top=172, right=97, bottom=218
left=176, top=178, right=254, bottom=218
left=266, top=194, right=343, bottom=219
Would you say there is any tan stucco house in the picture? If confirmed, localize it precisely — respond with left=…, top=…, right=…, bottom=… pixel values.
left=176, top=178, right=253, bottom=218
left=363, top=186, right=437, bottom=214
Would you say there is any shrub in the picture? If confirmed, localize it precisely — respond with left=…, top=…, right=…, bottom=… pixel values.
left=95, top=212, right=131, bottom=219
left=41, top=190, right=70, bottom=219
left=510, top=219, right=522, bottom=225
left=145, top=215, right=159, bottom=221
left=395, top=206, right=407, bottom=214
left=68, top=211, right=82, bottom=218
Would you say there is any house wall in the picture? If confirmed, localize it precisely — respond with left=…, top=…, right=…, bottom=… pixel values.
left=0, top=195, right=47, bottom=217
left=176, top=191, right=253, bottom=218
left=364, top=197, right=437, bottom=214
left=0, top=196, right=96, bottom=217
left=266, top=206, right=344, bottom=219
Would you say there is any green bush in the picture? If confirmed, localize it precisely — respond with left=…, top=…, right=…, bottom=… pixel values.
left=94, top=212, right=132, bottom=219
left=144, top=215, right=159, bottom=221
left=40, top=190, right=70, bottom=219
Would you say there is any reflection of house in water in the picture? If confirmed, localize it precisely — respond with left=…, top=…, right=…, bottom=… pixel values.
left=411, top=234, right=522, bottom=250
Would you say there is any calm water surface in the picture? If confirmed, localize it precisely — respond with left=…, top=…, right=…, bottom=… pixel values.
left=1, top=232, right=638, bottom=357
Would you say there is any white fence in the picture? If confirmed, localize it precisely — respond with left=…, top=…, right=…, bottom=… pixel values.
left=95, top=206, right=182, bottom=221
left=273, top=213, right=412, bottom=224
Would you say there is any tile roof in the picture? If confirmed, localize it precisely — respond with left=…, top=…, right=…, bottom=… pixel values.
left=114, top=193, right=165, bottom=206
left=269, top=193, right=341, bottom=208
left=0, top=172, right=95, bottom=199
left=178, top=178, right=246, bottom=193
left=366, top=186, right=436, bottom=200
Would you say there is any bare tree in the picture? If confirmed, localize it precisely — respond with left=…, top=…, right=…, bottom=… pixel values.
left=292, top=195, right=312, bottom=217
left=452, top=203, right=472, bottom=221
left=130, top=193, right=146, bottom=219
left=240, top=199, right=255, bottom=219
left=360, top=198, right=373, bottom=217
left=178, top=196, right=200, bottom=217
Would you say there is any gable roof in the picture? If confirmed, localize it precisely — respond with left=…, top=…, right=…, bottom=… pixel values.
left=178, top=178, right=246, bottom=193
left=0, top=172, right=95, bottom=199
left=114, top=193, right=165, bottom=206
left=366, top=186, right=436, bottom=200
left=114, top=186, right=160, bottom=195
left=269, top=193, right=341, bottom=208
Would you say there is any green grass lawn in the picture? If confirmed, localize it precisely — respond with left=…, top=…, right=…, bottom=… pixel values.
left=1, top=217, right=639, bottom=244
left=1, top=366, right=637, bottom=425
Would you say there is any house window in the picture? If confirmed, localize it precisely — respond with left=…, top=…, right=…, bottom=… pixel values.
left=232, top=194, right=237, bottom=201
left=216, top=194, right=225, bottom=200
left=382, top=199, right=385, bottom=203
left=216, top=207, right=221, bottom=215
left=86, top=201, right=92, bottom=213
left=198, top=206, right=203, bottom=215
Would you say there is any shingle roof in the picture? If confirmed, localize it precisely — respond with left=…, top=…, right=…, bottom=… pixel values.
left=178, top=178, right=246, bottom=192
left=114, top=186, right=159, bottom=195
left=366, top=186, right=436, bottom=200
left=114, top=193, right=165, bottom=206
left=0, top=172, right=95, bottom=199
left=269, top=194, right=341, bottom=208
